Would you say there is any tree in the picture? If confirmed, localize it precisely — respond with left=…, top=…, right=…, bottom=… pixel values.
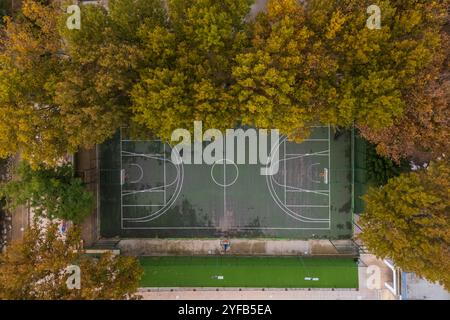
left=232, top=0, right=320, bottom=140
left=0, top=0, right=12, bottom=23
left=0, top=161, right=94, bottom=223
left=1, top=0, right=447, bottom=161
left=130, top=0, right=254, bottom=141
left=0, top=0, right=68, bottom=165
left=0, top=0, right=166, bottom=165
left=0, top=0, right=253, bottom=162
left=56, top=0, right=167, bottom=149
left=359, top=160, right=450, bottom=290
left=358, top=29, right=449, bottom=163
left=0, top=222, right=143, bottom=299
left=233, top=0, right=447, bottom=140
left=366, top=142, right=410, bottom=186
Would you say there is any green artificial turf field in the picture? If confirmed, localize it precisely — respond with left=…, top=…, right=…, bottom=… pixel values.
left=140, top=256, right=358, bottom=288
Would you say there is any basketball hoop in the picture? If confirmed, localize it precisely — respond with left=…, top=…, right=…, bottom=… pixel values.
left=322, top=168, right=328, bottom=184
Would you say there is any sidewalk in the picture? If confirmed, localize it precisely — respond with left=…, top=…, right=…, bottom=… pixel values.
left=139, top=287, right=394, bottom=300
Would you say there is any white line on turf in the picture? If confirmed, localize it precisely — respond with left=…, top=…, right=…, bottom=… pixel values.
left=328, top=125, right=331, bottom=223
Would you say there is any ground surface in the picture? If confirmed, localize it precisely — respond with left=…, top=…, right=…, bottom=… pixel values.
left=140, top=256, right=358, bottom=288
left=138, top=254, right=396, bottom=300
left=118, top=238, right=357, bottom=256
left=100, top=126, right=353, bottom=239
left=139, top=288, right=392, bottom=300
left=75, top=148, right=99, bottom=246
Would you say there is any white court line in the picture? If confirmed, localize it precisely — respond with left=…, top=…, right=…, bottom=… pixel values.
left=286, top=205, right=329, bottom=208
left=127, top=163, right=144, bottom=184
left=123, top=189, right=165, bottom=193
left=284, top=140, right=287, bottom=205
left=120, top=128, right=123, bottom=229
left=121, top=141, right=184, bottom=223
left=121, top=150, right=180, bottom=197
left=163, top=144, right=166, bottom=205
left=285, top=189, right=328, bottom=197
left=223, top=140, right=227, bottom=216
left=119, top=126, right=333, bottom=230
left=265, top=128, right=333, bottom=224
left=286, top=189, right=329, bottom=192
left=286, top=190, right=328, bottom=196
left=123, top=183, right=178, bottom=195
left=328, top=125, right=331, bottom=223
left=121, top=139, right=163, bottom=142
left=284, top=153, right=328, bottom=157
left=273, top=177, right=329, bottom=196
left=122, top=226, right=331, bottom=230
left=123, top=204, right=165, bottom=207
left=266, top=141, right=330, bottom=222
left=122, top=153, right=165, bottom=158
left=123, top=188, right=166, bottom=196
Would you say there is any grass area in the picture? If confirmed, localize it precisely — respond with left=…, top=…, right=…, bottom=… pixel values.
left=140, top=256, right=358, bottom=288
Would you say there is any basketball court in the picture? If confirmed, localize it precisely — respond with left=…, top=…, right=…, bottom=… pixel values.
left=100, top=126, right=353, bottom=239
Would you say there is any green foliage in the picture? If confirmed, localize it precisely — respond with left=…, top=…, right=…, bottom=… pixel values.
left=359, top=160, right=450, bottom=290
left=366, top=143, right=410, bottom=186
left=0, top=1, right=69, bottom=165
left=56, top=0, right=168, bottom=150
left=0, top=161, right=94, bottom=223
left=0, top=0, right=448, bottom=163
left=233, top=0, right=447, bottom=140
left=131, top=0, right=254, bottom=140
left=0, top=0, right=167, bottom=165
left=232, top=0, right=317, bottom=140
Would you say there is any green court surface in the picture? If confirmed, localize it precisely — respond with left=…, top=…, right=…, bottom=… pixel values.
left=140, top=256, right=358, bottom=288
left=100, top=126, right=353, bottom=239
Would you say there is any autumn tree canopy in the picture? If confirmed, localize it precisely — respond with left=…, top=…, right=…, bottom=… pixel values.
left=0, top=0, right=167, bottom=165
left=0, top=1, right=68, bottom=165
left=358, top=29, right=449, bottom=163
left=0, top=0, right=448, bottom=161
left=0, top=222, right=143, bottom=299
left=359, top=160, right=450, bottom=290
left=130, top=0, right=254, bottom=140
left=233, top=0, right=447, bottom=140
left=57, top=0, right=168, bottom=151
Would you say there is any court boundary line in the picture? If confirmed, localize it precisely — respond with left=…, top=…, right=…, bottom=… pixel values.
left=119, top=129, right=184, bottom=223
left=121, top=226, right=332, bottom=230
left=119, top=126, right=332, bottom=231
left=163, top=143, right=167, bottom=205
left=265, top=126, right=331, bottom=226
left=328, top=125, right=331, bottom=224
left=120, top=127, right=123, bottom=230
